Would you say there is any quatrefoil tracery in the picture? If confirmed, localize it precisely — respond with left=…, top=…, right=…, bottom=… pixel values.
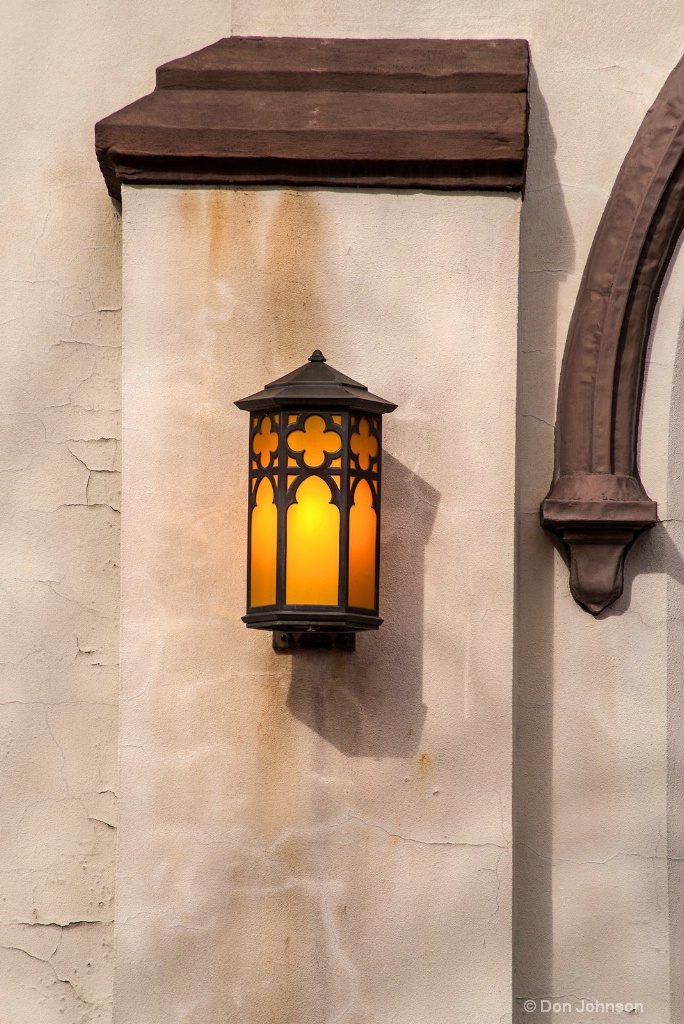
left=288, top=415, right=341, bottom=467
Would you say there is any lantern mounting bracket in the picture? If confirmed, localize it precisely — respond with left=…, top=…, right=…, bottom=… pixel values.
left=272, top=631, right=356, bottom=653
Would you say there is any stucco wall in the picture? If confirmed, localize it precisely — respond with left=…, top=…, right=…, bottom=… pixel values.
left=117, top=186, right=519, bottom=1023
left=3, top=1, right=684, bottom=1022
left=0, top=4, right=230, bottom=1021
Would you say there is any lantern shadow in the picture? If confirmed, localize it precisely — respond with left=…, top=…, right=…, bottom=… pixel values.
left=286, top=453, right=437, bottom=757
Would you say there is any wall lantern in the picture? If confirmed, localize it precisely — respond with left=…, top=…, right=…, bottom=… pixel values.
left=235, top=351, right=397, bottom=651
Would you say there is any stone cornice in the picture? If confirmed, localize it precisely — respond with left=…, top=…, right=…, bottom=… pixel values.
left=95, top=36, right=529, bottom=201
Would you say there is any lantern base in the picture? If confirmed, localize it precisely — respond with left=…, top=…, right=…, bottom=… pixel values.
left=272, top=630, right=356, bottom=653
left=243, top=609, right=382, bottom=633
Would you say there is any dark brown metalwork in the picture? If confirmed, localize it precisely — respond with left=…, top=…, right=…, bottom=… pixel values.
left=272, top=631, right=356, bottom=653
left=541, top=55, right=684, bottom=614
left=95, top=36, right=529, bottom=201
left=235, top=351, right=396, bottom=647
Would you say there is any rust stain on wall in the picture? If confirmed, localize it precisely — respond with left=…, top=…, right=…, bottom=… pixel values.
left=244, top=190, right=337, bottom=854
left=177, top=188, right=264, bottom=359
left=153, top=190, right=264, bottom=612
left=262, top=190, right=329, bottom=368
left=140, top=188, right=347, bottom=1021
left=240, top=194, right=353, bottom=998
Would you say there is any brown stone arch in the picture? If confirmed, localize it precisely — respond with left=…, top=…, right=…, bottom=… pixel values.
left=541, top=55, right=684, bottom=614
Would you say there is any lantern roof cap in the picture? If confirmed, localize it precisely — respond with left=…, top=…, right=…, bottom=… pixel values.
left=235, top=351, right=397, bottom=413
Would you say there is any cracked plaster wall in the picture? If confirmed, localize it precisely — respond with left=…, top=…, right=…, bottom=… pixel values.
left=6, top=1, right=684, bottom=1023
left=0, top=3, right=230, bottom=1022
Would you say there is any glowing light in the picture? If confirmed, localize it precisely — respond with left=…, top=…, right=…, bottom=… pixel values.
left=236, top=351, right=396, bottom=638
left=252, top=416, right=278, bottom=467
left=348, top=478, right=377, bottom=608
left=250, top=477, right=277, bottom=606
left=350, top=417, right=378, bottom=470
left=286, top=475, right=339, bottom=604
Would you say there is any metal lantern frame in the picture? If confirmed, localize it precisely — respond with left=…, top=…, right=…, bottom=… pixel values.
left=235, top=351, right=396, bottom=650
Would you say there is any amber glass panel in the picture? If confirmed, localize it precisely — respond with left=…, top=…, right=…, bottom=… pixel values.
left=252, top=415, right=278, bottom=468
left=286, top=475, right=339, bottom=605
left=350, top=417, right=378, bottom=470
left=250, top=477, right=277, bottom=607
left=348, top=479, right=377, bottom=609
left=289, top=415, right=341, bottom=467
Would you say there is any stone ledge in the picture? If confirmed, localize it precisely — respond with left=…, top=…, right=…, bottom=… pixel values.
left=95, top=36, right=529, bottom=200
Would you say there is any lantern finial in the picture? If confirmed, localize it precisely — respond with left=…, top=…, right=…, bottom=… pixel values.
left=308, top=349, right=326, bottom=363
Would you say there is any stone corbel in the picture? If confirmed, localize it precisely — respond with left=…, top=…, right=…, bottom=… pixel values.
left=541, top=55, right=684, bottom=614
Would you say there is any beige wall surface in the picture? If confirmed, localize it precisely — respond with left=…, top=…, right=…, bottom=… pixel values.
left=118, top=186, right=519, bottom=1023
left=3, top=0, right=684, bottom=1022
left=0, top=2, right=231, bottom=1022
